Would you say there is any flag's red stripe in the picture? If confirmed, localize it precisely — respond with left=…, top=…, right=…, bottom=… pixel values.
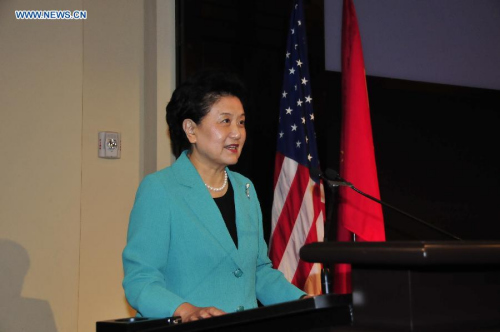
left=273, top=152, right=285, bottom=189
left=292, top=260, right=314, bottom=289
left=269, top=152, right=291, bottom=256
left=291, top=225, right=317, bottom=289
left=291, top=183, right=324, bottom=288
left=269, top=164, right=311, bottom=267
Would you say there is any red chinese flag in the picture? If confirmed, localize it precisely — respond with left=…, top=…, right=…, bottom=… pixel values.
left=334, top=0, right=386, bottom=294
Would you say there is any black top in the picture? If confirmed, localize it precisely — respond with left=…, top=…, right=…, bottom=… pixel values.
left=214, top=180, right=238, bottom=248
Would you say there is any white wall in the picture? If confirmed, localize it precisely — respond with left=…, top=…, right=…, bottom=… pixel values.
left=0, top=1, right=175, bottom=331
left=325, top=0, right=500, bottom=91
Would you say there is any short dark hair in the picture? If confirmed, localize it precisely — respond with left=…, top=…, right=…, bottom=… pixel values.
left=166, top=69, right=248, bottom=158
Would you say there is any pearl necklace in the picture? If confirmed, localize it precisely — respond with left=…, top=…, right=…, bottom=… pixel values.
left=205, top=170, right=228, bottom=192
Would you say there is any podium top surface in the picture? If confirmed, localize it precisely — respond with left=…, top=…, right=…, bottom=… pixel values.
left=300, top=241, right=500, bottom=266
left=96, top=293, right=352, bottom=332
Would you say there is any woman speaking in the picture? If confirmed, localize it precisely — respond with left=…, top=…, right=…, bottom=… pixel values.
left=122, top=70, right=306, bottom=323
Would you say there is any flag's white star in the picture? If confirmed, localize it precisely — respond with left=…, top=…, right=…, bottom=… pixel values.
left=291, top=124, right=297, bottom=131
left=310, top=113, right=315, bottom=120
left=289, top=67, right=295, bottom=74
left=296, top=141, right=302, bottom=148
left=305, top=95, right=312, bottom=103
left=286, top=52, right=290, bottom=58
left=282, top=91, right=288, bottom=98
left=308, top=154, right=312, bottom=161
left=296, top=59, right=303, bottom=67
left=285, top=107, right=292, bottom=115
left=301, top=117, right=305, bottom=124
left=291, top=28, right=295, bottom=34
left=297, top=99, right=303, bottom=107
left=301, top=77, right=308, bottom=85
left=295, top=44, right=298, bottom=50
left=279, top=131, right=284, bottom=138
left=305, top=136, right=309, bottom=143
left=294, top=85, right=297, bottom=91
left=298, top=20, right=302, bottom=26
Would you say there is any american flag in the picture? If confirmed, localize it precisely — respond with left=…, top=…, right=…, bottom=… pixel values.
left=269, top=0, right=325, bottom=295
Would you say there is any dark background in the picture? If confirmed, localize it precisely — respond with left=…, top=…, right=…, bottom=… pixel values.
left=175, top=0, right=500, bottom=242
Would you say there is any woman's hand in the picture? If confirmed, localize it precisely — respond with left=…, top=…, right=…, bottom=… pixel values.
left=174, top=302, right=226, bottom=322
left=300, top=294, right=314, bottom=299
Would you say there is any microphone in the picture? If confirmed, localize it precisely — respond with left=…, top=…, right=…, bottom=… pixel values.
left=312, top=167, right=462, bottom=241
left=322, top=169, right=354, bottom=188
left=311, top=167, right=353, bottom=188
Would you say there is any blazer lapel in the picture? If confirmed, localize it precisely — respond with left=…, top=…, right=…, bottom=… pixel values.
left=228, top=171, right=255, bottom=264
left=171, top=153, right=241, bottom=265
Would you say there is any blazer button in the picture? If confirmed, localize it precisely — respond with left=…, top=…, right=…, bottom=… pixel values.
left=233, top=268, right=243, bottom=278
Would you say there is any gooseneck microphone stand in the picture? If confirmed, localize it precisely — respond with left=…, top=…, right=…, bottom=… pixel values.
left=320, top=168, right=462, bottom=241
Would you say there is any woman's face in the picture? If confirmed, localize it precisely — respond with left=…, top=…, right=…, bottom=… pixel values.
left=187, top=95, right=246, bottom=169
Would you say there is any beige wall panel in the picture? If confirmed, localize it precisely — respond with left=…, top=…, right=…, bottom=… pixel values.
left=79, top=0, right=144, bottom=331
left=0, top=1, right=84, bottom=331
left=1, top=0, right=176, bottom=331
left=156, top=0, right=176, bottom=169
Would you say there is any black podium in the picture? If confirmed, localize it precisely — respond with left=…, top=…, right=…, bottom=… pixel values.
left=96, top=293, right=352, bottom=332
left=97, top=241, right=500, bottom=331
left=300, top=241, right=500, bottom=331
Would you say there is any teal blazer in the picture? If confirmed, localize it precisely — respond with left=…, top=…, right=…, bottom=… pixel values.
left=122, top=151, right=305, bottom=318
